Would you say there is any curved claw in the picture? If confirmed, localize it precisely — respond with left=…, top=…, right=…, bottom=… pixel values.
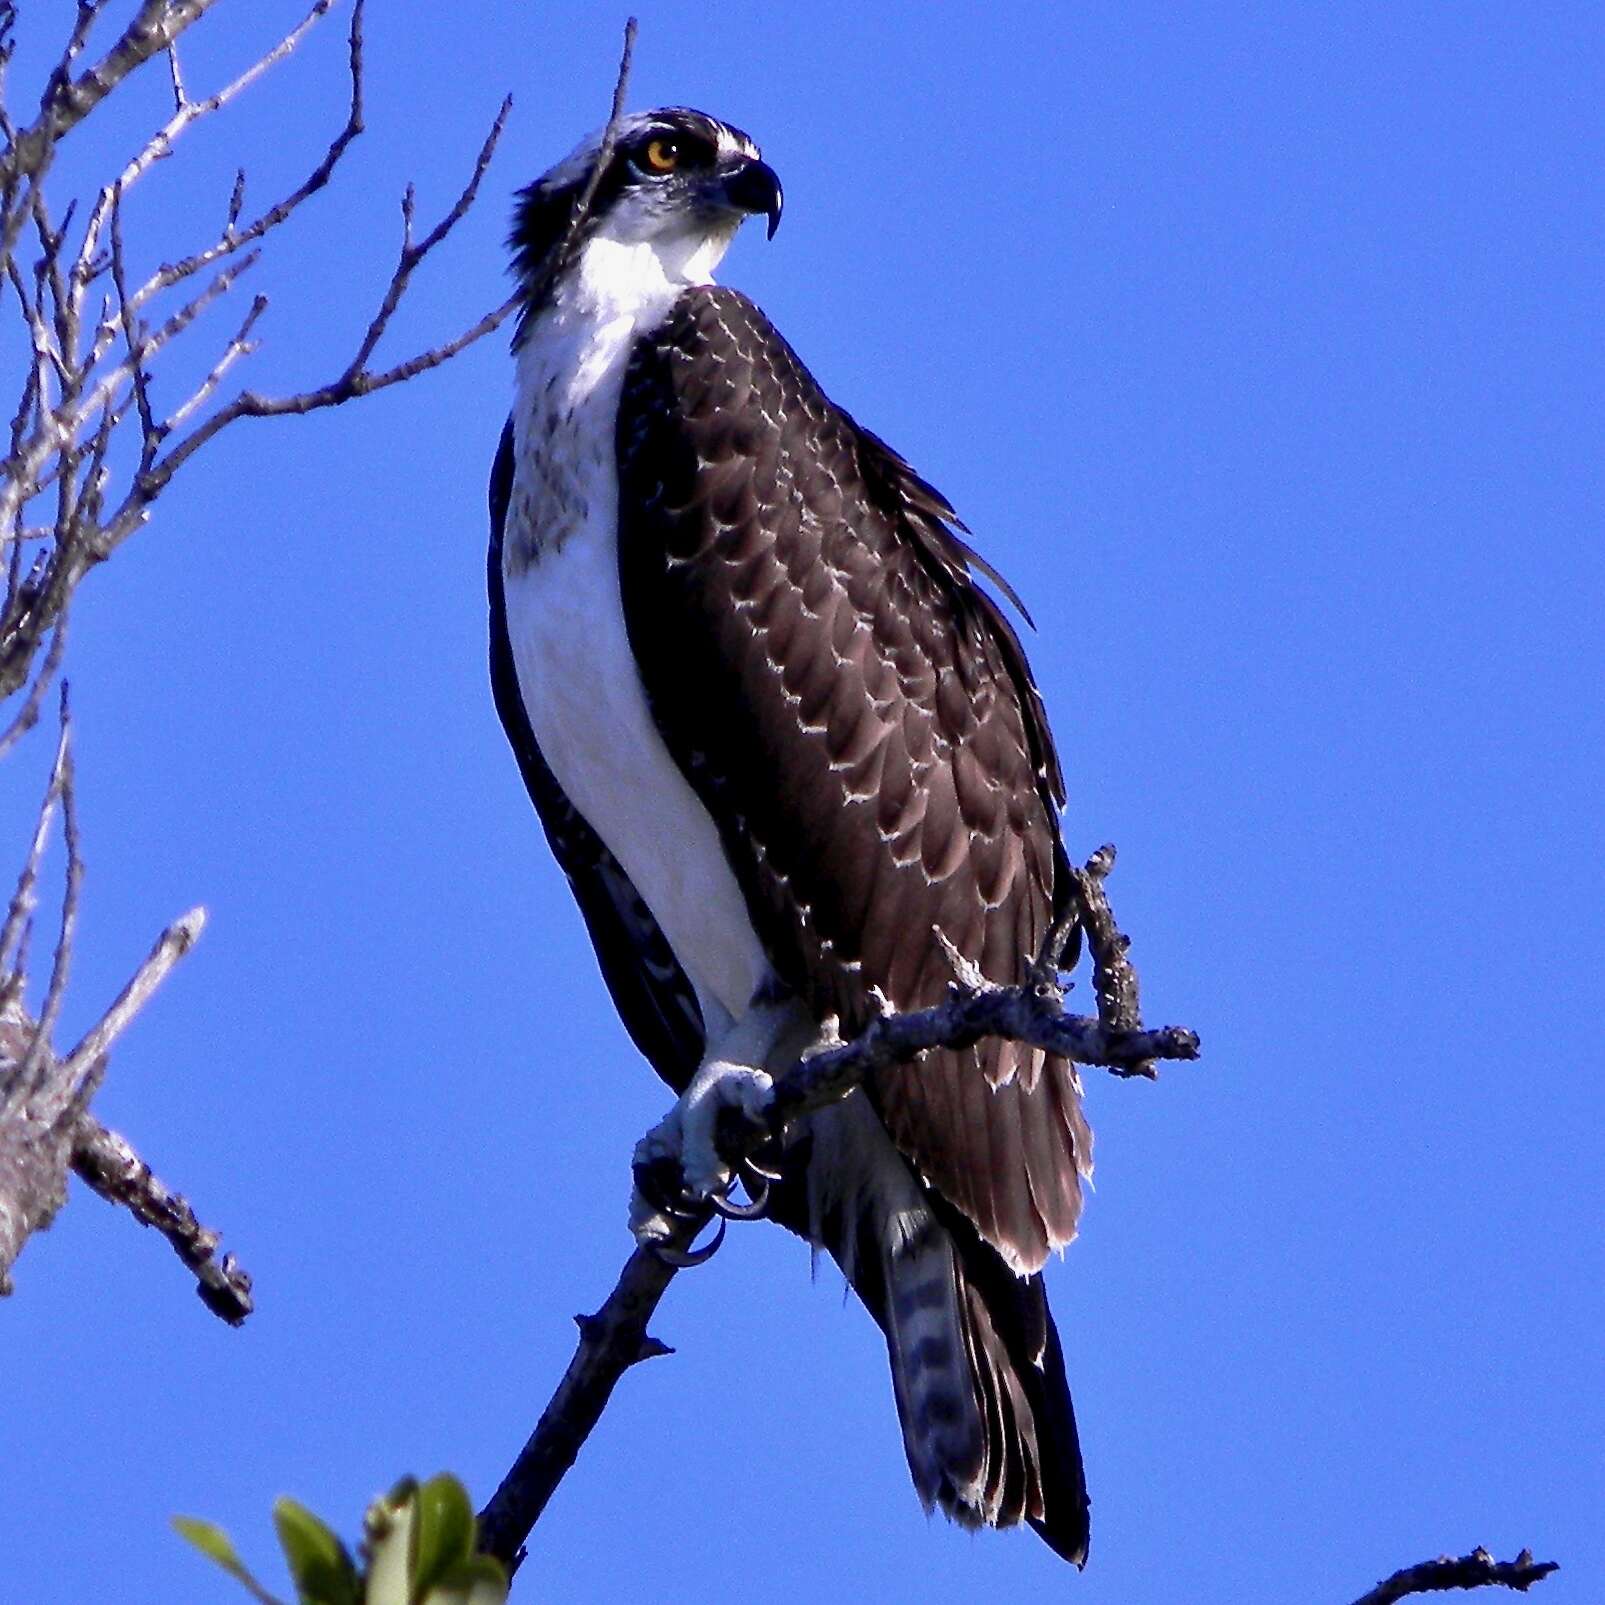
left=710, top=1169, right=770, bottom=1221
left=741, top=1144, right=784, bottom=1184
left=648, top=1215, right=727, bottom=1268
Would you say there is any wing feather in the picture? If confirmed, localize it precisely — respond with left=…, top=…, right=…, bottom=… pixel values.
left=615, top=289, right=1090, bottom=1272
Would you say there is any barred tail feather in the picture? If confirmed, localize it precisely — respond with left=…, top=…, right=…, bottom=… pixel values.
left=784, top=1099, right=1091, bottom=1566
left=882, top=1217, right=986, bottom=1513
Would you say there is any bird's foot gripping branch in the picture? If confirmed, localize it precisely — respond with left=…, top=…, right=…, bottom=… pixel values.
left=475, top=844, right=1198, bottom=1574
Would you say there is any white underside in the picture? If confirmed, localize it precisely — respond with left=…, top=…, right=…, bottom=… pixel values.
left=502, top=231, right=768, bottom=1034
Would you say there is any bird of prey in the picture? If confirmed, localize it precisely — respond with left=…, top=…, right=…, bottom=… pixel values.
left=488, top=106, right=1093, bottom=1564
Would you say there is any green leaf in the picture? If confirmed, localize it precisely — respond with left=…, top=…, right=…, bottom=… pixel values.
left=272, top=1497, right=360, bottom=1605
left=422, top=1557, right=509, bottom=1605
left=410, top=1476, right=476, bottom=1599
left=171, top=1516, right=286, bottom=1604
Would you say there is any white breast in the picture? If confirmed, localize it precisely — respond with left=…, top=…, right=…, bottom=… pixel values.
left=501, top=236, right=769, bottom=1034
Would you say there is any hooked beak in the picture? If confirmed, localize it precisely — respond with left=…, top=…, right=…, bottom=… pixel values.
left=716, top=156, right=783, bottom=239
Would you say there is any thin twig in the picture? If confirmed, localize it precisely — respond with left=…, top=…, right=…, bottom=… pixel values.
left=164, top=35, right=186, bottom=113
left=1066, top=843, right=1156, bottom=1078
left=109, top=186, right=159, bottom=472
left=61, top=906, right=205, bottom=1081
left=0, top=690, right=70, bottom=979
left=341, top=91, right=511, bottom=380
left=14, top=684, right=79, bottom=1095
left=162, top=294, right=264, bottom=433
left=1349, top=1547, right=1558, bottom=1605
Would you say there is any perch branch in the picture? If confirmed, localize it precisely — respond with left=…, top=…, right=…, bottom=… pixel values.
left=477, top=844, right=1197, bottom=1572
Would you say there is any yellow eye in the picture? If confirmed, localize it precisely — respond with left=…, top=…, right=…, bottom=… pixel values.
left=643, top=137, right=680, bottom=173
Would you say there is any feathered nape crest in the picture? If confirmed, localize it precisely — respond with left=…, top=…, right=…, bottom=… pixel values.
left=507, top=168, right=616, bottom=342
left=507, top=120, right=651, bottom=341
left=508, top=179, right=577, bottom=294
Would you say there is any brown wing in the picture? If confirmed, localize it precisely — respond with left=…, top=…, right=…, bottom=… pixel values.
left=616, top=287, right=1091, bottom=1273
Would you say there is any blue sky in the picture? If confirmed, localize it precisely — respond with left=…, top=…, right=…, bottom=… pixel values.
left=3, top=3, right=1600, bottom=1601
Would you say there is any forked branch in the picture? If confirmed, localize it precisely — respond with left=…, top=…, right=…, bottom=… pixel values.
left=0, top=690, right=249, bottom=1319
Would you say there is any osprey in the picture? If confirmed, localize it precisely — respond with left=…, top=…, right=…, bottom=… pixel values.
left=489, top=107, right=1093, bottom=1564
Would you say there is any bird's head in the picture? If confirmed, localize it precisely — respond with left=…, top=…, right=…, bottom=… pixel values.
left=510, top=107, right=782, bottom=322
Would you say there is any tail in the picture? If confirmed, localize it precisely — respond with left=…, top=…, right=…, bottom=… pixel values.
left=776, top=1099, right=1091, bottom=1566
left=932, top=1194, right=1091, bottom=1566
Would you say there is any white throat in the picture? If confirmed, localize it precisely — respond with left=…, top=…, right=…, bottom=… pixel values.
left=548, top=217, right=738, bottom=336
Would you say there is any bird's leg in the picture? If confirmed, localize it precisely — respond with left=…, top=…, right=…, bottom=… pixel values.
left=630, top=994, right=811, bottom=1249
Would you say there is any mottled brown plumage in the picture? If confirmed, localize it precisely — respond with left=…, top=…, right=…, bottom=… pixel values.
left=616, top=287, right=1092, bottom=1278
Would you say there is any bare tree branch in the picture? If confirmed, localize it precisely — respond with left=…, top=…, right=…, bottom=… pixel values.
left=1, top=0, right=510, bottom=1318
left=477, top=844, right=1199, bottom=1573
left=0, top=682, right=248, bottom=1316
left=72, top=1112, right=253, bottom=1325
left=1350, top=1548, right=1558, bottom=1605
left=2, top=0, right=514, bottom=709
left=1, top=1, right=221, bottom=185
